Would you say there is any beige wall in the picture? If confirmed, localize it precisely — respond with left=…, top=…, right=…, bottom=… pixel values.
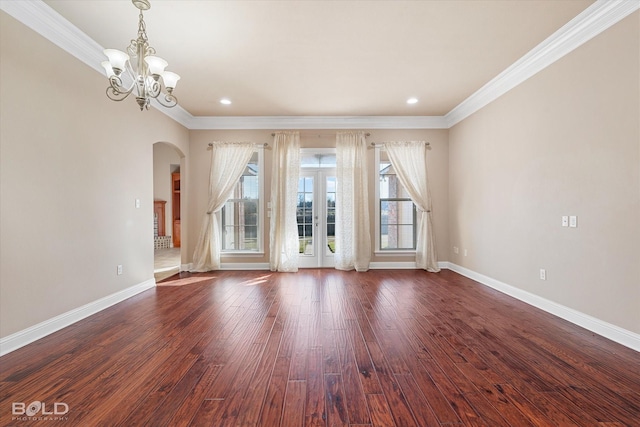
left=0, top=13, right=189, bottom=338
left=448, top=12, right=639, bottom=333
left=187, top=129, right=449, bottom=266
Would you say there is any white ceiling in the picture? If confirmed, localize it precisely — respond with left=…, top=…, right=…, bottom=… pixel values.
left=41, top=0, right=595, bottom=119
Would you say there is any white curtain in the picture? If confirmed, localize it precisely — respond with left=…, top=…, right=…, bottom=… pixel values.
left=191, top=142, right=255, bottom=272
left=335, top=131, right=371, bottom=271
left=384, top=141, right=440, bottom=272
left=269, top=131, right=300, bottom=272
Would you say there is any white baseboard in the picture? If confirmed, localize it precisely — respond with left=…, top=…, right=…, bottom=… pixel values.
left=369, top=261, right=449, bottom=270
left=370, top=261, right=416, bottom=269
left=183, top=261, right=450, bottom=271
left=0, top=279, right=156, bottom=356
left=183, top=262, right=271, bottom=271
left=445, top=262, right=640, bottom=352
left=220, top=263, right=270, bottom=270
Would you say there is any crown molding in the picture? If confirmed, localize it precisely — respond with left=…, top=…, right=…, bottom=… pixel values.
left=186, top=115, right=448, bottom=130
left=152, top=100, right=195, bottom=128
left=1, top=0, right=105, bottom=74
left=3, top=0, right=638, bottom=131
left=444, top=0, right=640, bottom=128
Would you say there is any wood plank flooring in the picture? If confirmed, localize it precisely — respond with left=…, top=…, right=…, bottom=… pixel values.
left=1, top=269, right=639, bottom=426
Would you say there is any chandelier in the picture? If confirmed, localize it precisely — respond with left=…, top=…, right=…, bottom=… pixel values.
left=101, top=0, right=180, bottom=111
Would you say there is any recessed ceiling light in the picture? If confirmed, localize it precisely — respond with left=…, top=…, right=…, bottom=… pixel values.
left=406, top=97, right=418, bottom=104
left=220, top=98, right=232, bottom=105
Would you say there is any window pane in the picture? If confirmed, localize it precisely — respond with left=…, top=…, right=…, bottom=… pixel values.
left=379, top=152, right=411, bottom=199
left=326, top=176, right=336, bottom=255
left=378, top=149, right=416, bottom=251
left=301, top=153, right=336, bottom=168
left=326, top=177, right=336, bottom=193
left=297, top=176, right=314, bottom=256
left=221, top=151, right=260, bottom=251
left=222, top=199, right=259, bottom=250
left=379, top=199, right=415, bottom=250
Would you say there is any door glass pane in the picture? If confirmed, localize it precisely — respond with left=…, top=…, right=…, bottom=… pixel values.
left=297, top=176, right=314, bottom=255
left=326, top=176, right=336, bottom=255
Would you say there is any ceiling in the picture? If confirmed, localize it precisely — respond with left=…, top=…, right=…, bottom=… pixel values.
left=40, top=0, right=596, bottom=119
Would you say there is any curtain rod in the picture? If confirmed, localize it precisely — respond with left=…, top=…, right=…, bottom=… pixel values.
left=369, top=142, right=431, bottom=148
left=271, top=132, right=371, bottom=137
left=208, top=142, right=270, bottom=149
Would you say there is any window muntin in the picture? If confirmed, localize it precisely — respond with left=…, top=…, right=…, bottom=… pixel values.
left=378, top=150, right=416, bottom=250
left=221, top=151, right=261, bottom=252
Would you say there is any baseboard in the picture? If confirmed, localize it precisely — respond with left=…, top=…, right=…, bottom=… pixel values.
left=183, top=262, right=271, bottom=271
left=445, top=262, right=640, bottom=352
left=0, top=279, right=156, bottom=357
left=184, top=261, right=448, bottom=271
left=370, top=261, right=416, bottom=269
left=220, top=263, right=270, bottom=270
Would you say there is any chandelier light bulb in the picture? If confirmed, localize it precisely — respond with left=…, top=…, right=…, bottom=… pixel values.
left=101, top=61, right=115, bottom=78
left=161, top=71, right=181, bottom=90
left=103, top=49, right=129, bottom=75
left=144, top=56, right=168, bottom=77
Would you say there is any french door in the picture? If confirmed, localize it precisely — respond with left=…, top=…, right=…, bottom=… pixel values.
left=297, top=169, right=336, bottom=268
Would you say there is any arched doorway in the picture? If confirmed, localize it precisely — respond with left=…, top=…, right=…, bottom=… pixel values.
left=153, top=142, right=185, bottom=282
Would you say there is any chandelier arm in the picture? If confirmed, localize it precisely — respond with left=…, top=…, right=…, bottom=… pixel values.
left=147, top=79, right=162, bottom=98
left=106, top=86, right=133, bottom=102
left=106, top=75, right=135, bottom=99
left=154, top=92, right=178, bottom=108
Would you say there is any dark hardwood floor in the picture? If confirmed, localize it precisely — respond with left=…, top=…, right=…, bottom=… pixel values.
left=1, top=269, right=639, bottom=426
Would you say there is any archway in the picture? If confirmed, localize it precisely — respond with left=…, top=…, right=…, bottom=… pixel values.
left=153, top=141, right=185, bottom=282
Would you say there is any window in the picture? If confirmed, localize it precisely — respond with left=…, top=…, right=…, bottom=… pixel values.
left=377, top=149, right=416, bottom=251
left=221, top=150, right=262, bottom=252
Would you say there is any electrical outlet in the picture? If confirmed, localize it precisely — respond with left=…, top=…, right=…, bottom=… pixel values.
left=453, top=246, right=459, bottom=254
left=117, top=265, right=123, bottom=275
left=135, top=199, right=140, bottom=209
left=539, top=269, right=546, bottom=280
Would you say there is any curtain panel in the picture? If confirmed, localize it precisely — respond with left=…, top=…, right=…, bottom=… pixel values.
left=269, top=131, right=300, bottom=272
left=191, top=142, right=255, bottom=272
left=384, top=141, right=440, bottom=272
left=335, top=131, right=371, bottom=271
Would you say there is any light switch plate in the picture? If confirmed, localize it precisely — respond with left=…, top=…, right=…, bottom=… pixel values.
left=569, top=216, right=577, bottom=228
